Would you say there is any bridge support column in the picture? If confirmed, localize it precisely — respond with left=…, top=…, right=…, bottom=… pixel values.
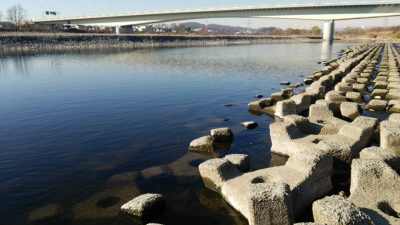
left=323, top=20, right=335, bottom=44
left=115, top=26, right=121, bottom=34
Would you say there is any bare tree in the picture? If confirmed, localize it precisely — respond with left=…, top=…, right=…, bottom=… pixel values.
left=7, top=4, right=27, bottom=28
left=0, top=11, right=3, bottom=22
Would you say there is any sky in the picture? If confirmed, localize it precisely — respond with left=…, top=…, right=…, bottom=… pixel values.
left=1, top=0, right=400, bottom=29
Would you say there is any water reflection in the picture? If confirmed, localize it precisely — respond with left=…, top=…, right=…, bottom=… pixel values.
left=321, top=41, right=333, bottom=62
left=0, top=43, right=354, bottom=225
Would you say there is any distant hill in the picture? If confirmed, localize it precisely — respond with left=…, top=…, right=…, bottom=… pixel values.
left=172, top=22, right=278, bottom=34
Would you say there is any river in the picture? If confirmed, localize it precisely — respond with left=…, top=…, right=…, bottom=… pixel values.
left=0, top=43, right=352, bottom=225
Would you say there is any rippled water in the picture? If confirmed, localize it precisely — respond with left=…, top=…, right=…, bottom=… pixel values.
left=0, top=43, right=351, bottom=225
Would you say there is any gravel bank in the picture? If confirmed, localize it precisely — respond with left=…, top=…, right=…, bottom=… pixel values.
left=0, top=32, right=319, bottom=56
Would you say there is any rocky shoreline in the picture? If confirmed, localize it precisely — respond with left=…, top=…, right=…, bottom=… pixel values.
left=0, top=32, right=320, bottom=56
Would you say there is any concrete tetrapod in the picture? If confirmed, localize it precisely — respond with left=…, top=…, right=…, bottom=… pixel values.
left=349, top=153, right=400, bottom=224
left=199, top=150, right=333, bottom=225
left=270, top=104, right=378, bottom=164
left=380, top=114, right=400, bottom=155
left=312, top=195, right=374, bottom=225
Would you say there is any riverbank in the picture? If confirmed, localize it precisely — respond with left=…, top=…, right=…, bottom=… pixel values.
left=0, top=32, right=321, bottom=56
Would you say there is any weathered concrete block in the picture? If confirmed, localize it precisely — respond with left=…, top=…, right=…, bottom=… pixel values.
left=388, top=76, right=400, bottom=82
left=335, top=82, right=353, bottom=92
left=291, top=93, right=312, bottom=114
left=349, top=159, right=400, bottom=224
left=210, top=128, right=233, bottom=143
left=312, top=195, right=374, bottom=225
left=374, top=76, right=388, bottom=82
left=357, top=77, right=369, bottom=84
left=325, top=91, right=346, bottom=102
left=360, top=147, right=400, bottom=171
left=248, top=101, right=262, bottom=111
left=386, top=90, right=400, bottom=100
left=371, top=89, right=389, bottom=99
left=388, top=113, right=400, bottom=123
left=259, top=98, right=272, bottom=107
left=365, top=100, right=388, bottom=111
left=380, top=121, right=400, bottom=155
left=272, top=92, right=285, bottom=101
left=275, top=99, right=297, bottom=118
left=189, top=136, right=214, bottom=153
left=309, top=104, right=334, bottom=123
left=247, top=182, right=293, bottom=225
left=352, top=83, right=366, bottom=94
left=374, top=81, right=388, bottom=89
left=338, top=116, right=378, bottom=152
left=121, top=194, right=164, bottom=217
left=388, top=82, right=400, bottom=89
left=224, top=154, right=250, bottom=172
left=343, top=76, right=357, bottom=84
left=199, top=158, right=240, bottom=191
left=340, top=102, right=361, bottom=120
left=241, top=121, right=258, bottom=129
left=304, top=78, right=314, bottom=85
left=388, top=104, right=400, bottom=113
left=346, top=92, right=363, bottom=103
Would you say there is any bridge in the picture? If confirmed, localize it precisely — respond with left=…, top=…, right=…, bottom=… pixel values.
left=34, top=2, right=400, bottom=44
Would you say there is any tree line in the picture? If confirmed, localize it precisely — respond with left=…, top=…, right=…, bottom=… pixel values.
left=0, top=4, right=27, bottom=29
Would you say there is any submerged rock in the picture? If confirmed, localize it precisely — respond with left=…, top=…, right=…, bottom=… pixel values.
left=241, top=121, right=258, bottom=129
left=121, top=193, right=164, bottom=218
left=280, top=81, right=291, bottom=85
left=29, top=204, right=63, bottom=222
left=254, top=94, right=263, bottom=99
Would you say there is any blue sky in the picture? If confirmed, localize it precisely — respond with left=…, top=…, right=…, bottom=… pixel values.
left=1, top=0, right=400, bottom=29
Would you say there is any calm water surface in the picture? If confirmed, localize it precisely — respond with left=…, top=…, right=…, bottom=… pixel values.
left=0, top=43, right=351, bottom=225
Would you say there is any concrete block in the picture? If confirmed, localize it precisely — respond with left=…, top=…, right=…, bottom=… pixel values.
left=189, top=136, right=214, bottom=153
left=224, top=154, right=250, bottom=172
left=275, top=100, right=297, bottom=118
left=121, top=194, right=164, bottom=218
left=380, top=121, right=400, bottom=155
left=210, top=128, right=233, bottom=143
left=247, top=182, right=293, bottom=225
left=365, top=100, right=388, bottom=111
left=313, top=195, right=374, bottom=225
left=346, top=92, right=363, bottom=103
left=199, top=158, right=241, bottom=191
left=340, top=102, right=361, bottom=120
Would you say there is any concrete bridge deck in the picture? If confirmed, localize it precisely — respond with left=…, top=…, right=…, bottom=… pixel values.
left=34, top=2, right=400, bottom=43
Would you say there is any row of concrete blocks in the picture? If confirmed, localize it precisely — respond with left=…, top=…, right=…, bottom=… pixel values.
left=198, top=110, right=400, bottom=225
left=273, top=44, right=383, bottom=118
left=313, top=44, right=385, bottom=120
left=332, top=43, right=400, bottom=113
left=248, top=44, right=377, bottom=115
left=306, top=43, right=400, bottom=119
left=360, top=44, right=400, bottom=112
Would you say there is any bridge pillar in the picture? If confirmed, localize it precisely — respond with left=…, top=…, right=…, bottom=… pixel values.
left=323, top=20, right=335, bottom=44
left=115, top=26, right=121, bottom=34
